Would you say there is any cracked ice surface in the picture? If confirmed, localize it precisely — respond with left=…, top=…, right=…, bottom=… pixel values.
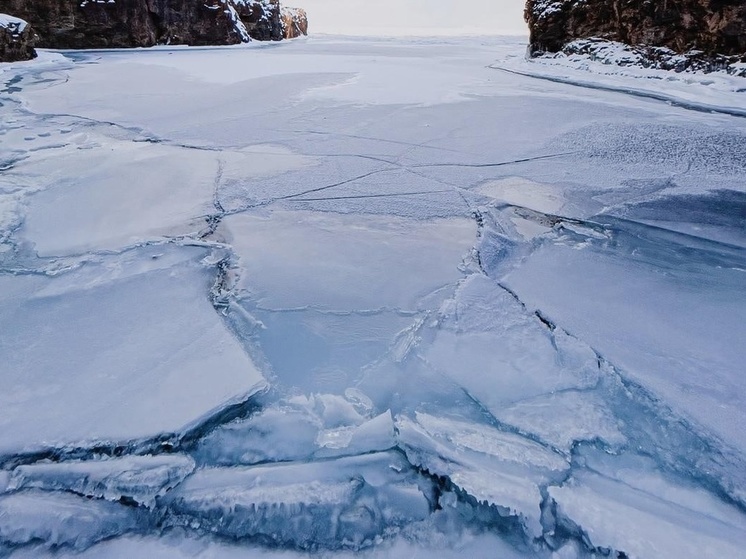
left=0, top=246, right=267, bottom=456
left=502, top=218, right=746, bottom=453
left=1, top=36, right=746, bottom=558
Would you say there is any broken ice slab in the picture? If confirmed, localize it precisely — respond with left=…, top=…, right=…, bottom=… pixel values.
left=315, top=410, right=397, bottom=458
left=502, top=217, right=746, bottom=456
left=548, top=457, right=746, bottom=559
left=0, top=490, right=143, bottom=552
left=475, top=176, right=567, bottom=216
left=610, top=190, right=746, bottom=249
left=0, top=245, right=266, bottom=457
left=12, top=142, right=214, bottom=257
left=422, top=274, right=601, bottom=410
left=164, top=451, right=432, bottom=549
left=8, top=454, right=195, bottom=508
left=223, top=210, right=476, bottom=392
left=224, top=210, right=475, bottom=312
left=194, top=405, right=322, bottom=466
left=12, top=136, right=308, bottom=257
left=396, top=412, right=569, bottom=539
left=495, top=390, right=626, bottom=454
left=195, top=395, right=396, bottom=466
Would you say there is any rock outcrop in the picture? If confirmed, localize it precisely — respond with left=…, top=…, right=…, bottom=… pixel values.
left=281, top=6, right=307, bottom=39
left=0, top=13, right=35, bottom=61
left=525, top=0, right=746, bottom=57
left=0, top=0, right=306, bottom=49
left=234, top=0, right=282, bottom=41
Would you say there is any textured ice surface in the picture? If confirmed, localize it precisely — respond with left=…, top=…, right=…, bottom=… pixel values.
left=423, top=274, right=601, bottom=409
left=0, top=245, right=266, bottom=455
left=194, top=398, right=395, bottom=466
left=7, top=531, right=538, bottom=559
left=549, top=455, right=746, bottom=559
left=397, top=413, right=568, bottom=538
left=503, top=220, right=746, bottom=454
left=8, top=455, right=195, bottom=508
left=165, top=451, right=432, bottom=548
left=0, top=491, right=142, bottom=552
left=496, top=391, right=626, bottom=452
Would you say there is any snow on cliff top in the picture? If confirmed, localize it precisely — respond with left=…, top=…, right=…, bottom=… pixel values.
left=531, top=0, right=569, bottom=19
left=0, top=14, right=28, bottom=32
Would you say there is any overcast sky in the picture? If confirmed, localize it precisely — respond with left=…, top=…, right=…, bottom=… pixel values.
left=295, top=0, right=527, bottom=36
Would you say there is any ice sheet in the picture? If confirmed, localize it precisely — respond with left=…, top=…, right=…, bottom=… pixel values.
left=0, top=245, right=266, bottom=455
left=224, top=210, right=474, bottom=311
left=1, top=33, right=745, bottom=558
left=422, top=274, right=601, bottom=409
left=15, top=143, right=308, bottom=257
left=549, top=467, right=746, bottom=558
left=502, top=221, right=746, bottom=454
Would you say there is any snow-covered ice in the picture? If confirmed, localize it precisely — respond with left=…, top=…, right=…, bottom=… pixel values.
left=0, top=34, right=744, bottom=558
left=493, top=40, right=746, bottom=117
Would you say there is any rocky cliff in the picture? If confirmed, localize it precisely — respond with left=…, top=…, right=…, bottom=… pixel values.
left=0, top=0, right=306, bottom=49
left=281, top=6, right=307, bottom=39
left=0, top=14, right=35, bottom=61
left=525, top=0, right=746, bottom=57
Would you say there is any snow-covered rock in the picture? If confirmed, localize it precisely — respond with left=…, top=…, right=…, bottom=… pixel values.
left=525, top=0, right=746, bottom=63
left=0, top=14, right=35, bottom=62
left=5, top=0, right=304, bottom=49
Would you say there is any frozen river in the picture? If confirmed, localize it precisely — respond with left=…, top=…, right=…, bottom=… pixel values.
left=0, top=35, right=745, bottom=558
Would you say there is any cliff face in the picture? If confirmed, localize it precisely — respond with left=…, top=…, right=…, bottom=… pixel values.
left=0, top=0, right=306, bottom=49
left=525, top=0, right=746, bottom=57
left=0, top=14, right=35, bottom=61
